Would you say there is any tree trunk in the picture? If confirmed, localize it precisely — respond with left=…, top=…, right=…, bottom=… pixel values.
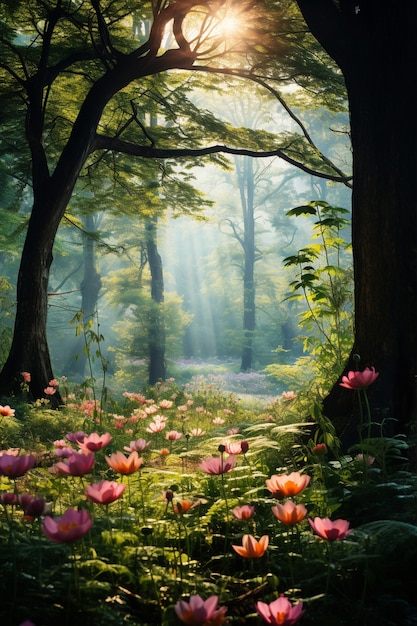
left=146, top=217, right=166, bottom=384
left=296, top=0, right=417, bottom=439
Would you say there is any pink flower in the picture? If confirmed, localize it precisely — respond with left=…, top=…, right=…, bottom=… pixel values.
left=85, top=480, right=126, bottom=505
left=66, top=431, right=87, bottom=443
left=354, top=453, right=375, bottom=465
left=123, top=392, right=147, bottom=403
left=174, top=594, right=227, bottom=626
left=19, top=493, right=48, bottom=517
left=199, top=455, right=236, bottom=475
left=225, top=441, right=249, bottom=455
left=189, top=428, right=205, bottom=437
left=76, top=432, right=112, bottom=453
left=105, top=451, right=143, bottom=475
left=21, top=371, right=31, bottom=383
left=271, top=501, right=307, bottom=526
left=166, top=430, right=183, bottom=441
left=1, top=492, right=18, bottom=505
left=232, top=534, right=269, bottom=558
left=53, top=452, right=95, bottom=476
left=212, top=417, right=225, bottom=425
left=339, top=367, right=379, bottom=390
left=124, top=438, right=151, bottom=453
left=308, top=517, right=352, bottom=541
left=266, top=472, right=310, bottom=499
left=232, top=505, right=255, bottom=520
left=256, top=594, right=304, bottom=625
left=281, top=391, right=297, bottom=401
left=159, top=399, right=173, bottom=409
left=48, top=379, right=59, bottom=387
left=44, top=386, right=56, bottom=395
left=0, top=454, right=36, bottom=478
left=42, top=507, right=92, bottom=543
left=146, top=417, right=166, bottom=433
left=0, top=405, right=15, bottom=417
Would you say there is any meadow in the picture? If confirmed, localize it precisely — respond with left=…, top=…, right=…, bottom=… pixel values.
left=0, top=370, right=416, bottom=626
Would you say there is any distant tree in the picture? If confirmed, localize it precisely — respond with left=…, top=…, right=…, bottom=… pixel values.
left=295, top=0, right=417, bottom=439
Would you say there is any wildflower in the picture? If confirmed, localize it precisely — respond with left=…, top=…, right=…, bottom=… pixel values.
left=312, top=443, right=327, bottom=456
left=212, top=417, right=225, bottom=425
left=76, top=432, right=112, bottom=453
left=48, top=379, right=59, bottom=387
left=232, top=534, right=269, bottom=558
left=166, top=430, right=183, bottom=441
left=281, top=391, right=297, bottom=401
left=173, top=499, right=193, bottom=514
left=42, top=507, right=92, bottom=543
left=232, top=505, right=255, bottom=520
left=124, top=438, right=151, bottom=453
left=227, top=428, right=239, bottom=435
left=66, top=431, right=87, bottom=444
left=144, top=404, right=159, bottom=415
left=189, top=428, right=205, bottom=437
left=44, top=387, right=56, bottom=395
left=0, top=453, right=36, bottom=478
left=177, top=405, right=188, bottom=412
left=1, top=492, right=18, bottom=505
left=53, top=451, right=94, bottom=477
left=0, top=405, right=15, bottom=417
left=160, top=448, right=170, bottom=456
left=123, top=392, right=147, bottom=403
left=308, top=517, right=352, bottom=541
left=339, top=366, right=379, bottom=390
left=225, top=441, right=249, bottom=455
left=266, top=472, right=310, bottom=499
left=174, top=594, right=227, bottom=626
left=256, top=594, right=304, bottom=625
left=19, top=493, right=48, bottom=518
left=354, top=453, right=375, bottom=465
left=146, top=417, right=166, bottom=433
left=105, top=450, right=143, bottom=475
left=159, top=399, right=173, bottom=409
left=199, top=455, right=236, bottom=475
left=85, top=480, right=126, bottom=505
left=271, top=501, right=307, bottom=526
left=21, top=371, right=31, bottom=383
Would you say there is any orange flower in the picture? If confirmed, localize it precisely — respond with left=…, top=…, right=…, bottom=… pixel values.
left=105, top=451, right=143, bottom=475
left=271, top=500, right=307, bottom=525
left=266, top=472, right=310, bottom=499
left=232, top=534, right=269, bottom=558
left=173, top=499, right=193, bottom=514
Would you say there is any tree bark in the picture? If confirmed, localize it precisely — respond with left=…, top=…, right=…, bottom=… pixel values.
left=146, top=217, right=166, bottom=384
left=296, top=0, right=417, bottom=439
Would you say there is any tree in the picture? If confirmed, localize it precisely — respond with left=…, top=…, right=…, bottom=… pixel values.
left=294, top=0, right=417, bottom=438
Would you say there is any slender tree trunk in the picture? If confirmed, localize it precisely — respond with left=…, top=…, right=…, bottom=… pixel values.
left=146, top=217, right=166, bottom=384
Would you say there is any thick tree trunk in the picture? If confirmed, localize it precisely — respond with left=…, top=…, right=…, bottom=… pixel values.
left=146, top=218, right=166, bottom=384
left=296, top=0, right=417, bottom=439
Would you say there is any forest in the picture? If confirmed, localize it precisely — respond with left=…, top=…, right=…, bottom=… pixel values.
left=0, top=1, right=416, bottom=625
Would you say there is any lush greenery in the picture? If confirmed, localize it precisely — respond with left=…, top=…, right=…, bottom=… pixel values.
left=1, top=371, right=415, bottom=626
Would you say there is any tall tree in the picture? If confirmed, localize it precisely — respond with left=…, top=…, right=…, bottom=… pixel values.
left=294, top=0, right=417, bottom=437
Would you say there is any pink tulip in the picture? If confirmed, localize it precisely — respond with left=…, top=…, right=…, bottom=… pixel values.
left=199, top=455, right=236, bottom=475
left=85, top=480, right=126, bottom=505
left=271, top=501, right=307, bottom=526
left=54, top=452, right=95, bottom=476
left=232, top=534, right=269, bottom=558
left=232, top=505, right=255, bottom=520
left=76, top=432, right=112, bottom=453
left=308, top=516, right=352, bottom=541
left=0, top=453, right=36, bottom=478
left=256, top=594, right=304, bottom=625
left=339, top=367, right=379, bottom=390
left=42, top=507, right=92, bottom=543
left=174, top=594, right=227, bottom=625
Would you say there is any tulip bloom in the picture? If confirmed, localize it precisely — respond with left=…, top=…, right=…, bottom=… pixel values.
left=256, top=594, right=304, bottom=625
left=232, top=534, right=269, bottom=558
left=174, top=594, right=227, bottom=626
left=105, top=450, right=143, bottom=475
left=76, top=432, right=112, bottom=453
left=271, top=501, right=307, bottom=526
left=0, top=453, right=36, bottom=478
left=308, top=517, right=352, bottom=541
left=85, top=480, right=126, bottom=505
left=339, top=366, right=379, bottom=390
left=266, top=472, right=310, bottom=499
left=199, top=455, right=236, bottom=475
left=232, top=505, right=255, bottom=520
left=42, top=507, right=92, bottom=543
left=54, top=452, right=95, bottom=476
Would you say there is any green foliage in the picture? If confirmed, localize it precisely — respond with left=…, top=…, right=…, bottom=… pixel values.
left=266, top=201, right=353, bottom=396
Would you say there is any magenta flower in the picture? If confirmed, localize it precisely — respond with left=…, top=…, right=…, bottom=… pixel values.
left=85, top=480, right=126, bottom=505
left=199, top=454, right=236, bottom=475
left=0, top=453, right=36, bottom=478
left=76, top=432, right=112, bottom=453
left=256, top=594, right=304, bottom=625
left=339, top=367, right=379, bottom=390
left=174, top=594, right=227, bottom=625
left=42, top=507, right=92, bottom=543
left=232, top=505, right=255, bottom=520
left=308, top=516, right=352, bottom=541
left=166, top=430, right=183, bottom=441
left=54, top=452, right=95, bottom=476
left=124, top=438, right=151, bottom=453
left=19, top=493, right=48, bottom=517
left=66, top=431, right=87, bottom=443
left=1, top=492, right=18, bottom=505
